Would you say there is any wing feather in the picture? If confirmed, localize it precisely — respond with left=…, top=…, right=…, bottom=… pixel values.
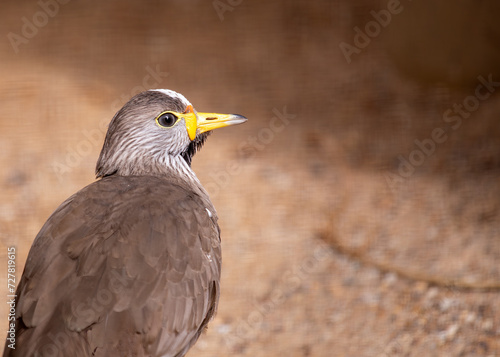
left=5, top=175, right=221, bottom=357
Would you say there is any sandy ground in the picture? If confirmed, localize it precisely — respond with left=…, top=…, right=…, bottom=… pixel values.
left=0, top=1, right=499, bottom=356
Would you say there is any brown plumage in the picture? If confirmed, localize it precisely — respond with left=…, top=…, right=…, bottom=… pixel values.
left=4, top=89, right=246, bottom=357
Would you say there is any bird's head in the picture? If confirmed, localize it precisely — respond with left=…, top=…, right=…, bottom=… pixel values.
left=96, top=89, right=247, bottom=178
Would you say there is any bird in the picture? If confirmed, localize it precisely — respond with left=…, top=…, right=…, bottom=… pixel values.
left=3, top=89, right=247, bottom=357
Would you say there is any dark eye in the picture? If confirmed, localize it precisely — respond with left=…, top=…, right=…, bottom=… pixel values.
left=157, top=112, right=178, bottom=127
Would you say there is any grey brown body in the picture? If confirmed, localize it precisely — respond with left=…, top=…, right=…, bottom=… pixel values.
left=3, top=89, right=246, bottom=356
left=5, top=175, right=221, bottom=357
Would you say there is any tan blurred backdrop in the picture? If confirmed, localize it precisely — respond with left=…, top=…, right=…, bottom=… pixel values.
left=1, top=0, right=499, bottom=355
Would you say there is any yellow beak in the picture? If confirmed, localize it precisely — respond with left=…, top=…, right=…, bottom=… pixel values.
left=183, top=105, right=247, bottom=141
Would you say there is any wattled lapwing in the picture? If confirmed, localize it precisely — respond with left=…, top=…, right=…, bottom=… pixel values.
left=4, top=89, right=246, bottom=357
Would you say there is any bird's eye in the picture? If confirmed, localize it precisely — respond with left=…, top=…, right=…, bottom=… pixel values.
left=156, top=112, right=178, bottom=127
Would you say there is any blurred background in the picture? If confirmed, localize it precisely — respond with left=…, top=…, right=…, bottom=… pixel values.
left=1, top=0, right=500, bottom=355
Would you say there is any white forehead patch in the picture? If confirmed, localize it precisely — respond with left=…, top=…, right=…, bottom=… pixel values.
left=149, top=89, right=191, bottom=107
